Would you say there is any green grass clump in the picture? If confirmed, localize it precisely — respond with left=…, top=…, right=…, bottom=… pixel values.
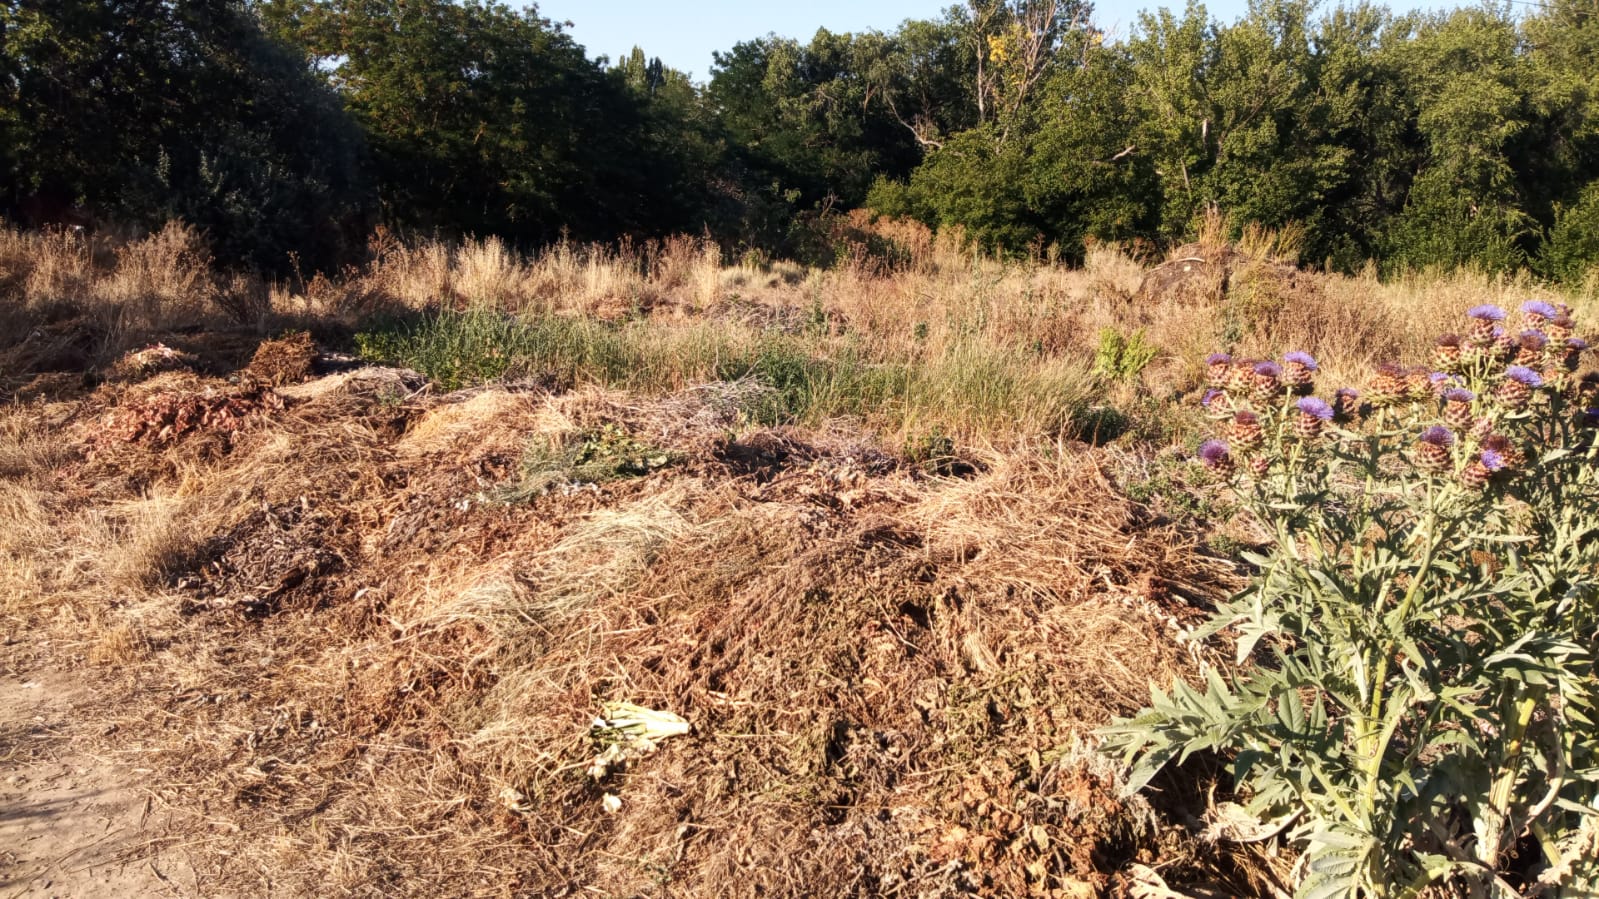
left=356, top=308, right=1104, bottom=442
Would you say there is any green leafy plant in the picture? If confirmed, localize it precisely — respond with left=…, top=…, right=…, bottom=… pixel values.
left=1093, top=327, right=1158, bottom=382
left=495, top=423, right=674, bottom=503
left=1101, top=304, right=1599, bottom=896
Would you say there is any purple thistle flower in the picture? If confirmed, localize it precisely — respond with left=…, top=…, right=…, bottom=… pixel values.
left=1505, top=366, right=1544, bottom=388
left=1444, top=387, right=1474, bottom=404
left=1468, top=304, right=1507, bottom=322
left=1296, top=397, right=1334, bottom=421
left=1481, top=449, right=1507, bottom=472
left=1429, top=371, right=1454, bottom=387
left=1283, top=351, right=1319, bottom=371
left=1420, top=426, right=1455, bottom=447
left=1198, top=440, right=1231, bottom=468
left=1253, top=361, right=1282, bottom=378
left=1519, top=330, right=1548, bottom=348
left=1522, top=300, right=1559, bottom=319
left=1201, top=388, right=1224, bottom=408
left=1206, top=352, right=1233, bottom=366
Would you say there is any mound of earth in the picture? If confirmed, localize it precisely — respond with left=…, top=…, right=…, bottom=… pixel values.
left=1, top=354, right=1268, bottom=897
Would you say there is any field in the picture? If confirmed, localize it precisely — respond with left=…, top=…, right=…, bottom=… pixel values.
left=1, top=220, right=1593, bottom=897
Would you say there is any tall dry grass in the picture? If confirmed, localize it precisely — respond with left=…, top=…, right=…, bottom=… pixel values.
left=3, top=216, right=1591, bottom=444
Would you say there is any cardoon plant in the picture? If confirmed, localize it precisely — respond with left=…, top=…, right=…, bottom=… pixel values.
left=1101, top=316, right=1599, bottom=896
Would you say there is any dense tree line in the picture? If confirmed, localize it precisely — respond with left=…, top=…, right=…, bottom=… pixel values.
left=2, top=0, right=1597, bottom=279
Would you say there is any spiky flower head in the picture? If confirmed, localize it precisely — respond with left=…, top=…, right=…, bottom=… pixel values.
left=1251, top=361, right=1283, bottom=405
left=1415, top=425, right=1455, bottom=474
left=1206, top=353, right=1233, bottom=388
left=1433, top=334, right=1463, bottom=372
left=1498, top=369, right=1538, bottom=411
left=1406, top=367, right=1435, bottom=401
left=1282, top=351, right=1318, bottom=391
left=1462, top=459, right=1494, bottom=490
left=1294, top=396, right=1334, bottom=439
left=1480, top=448, right=1508, bottom=473
left=1198, top=439, right=1235, bottom=476
left=1515, top=330, right=1548, bottom=365
left=1549, top=315, right=1576, bottom=342
left=1201, top=388, right=1225, bottom=410
left=1492, top=326, right=1517, bottom=361
left=1247, top=455, right=1271, bottom=477
left=1333, top=387, right=1362, bottom=421
left=1482, top=434, right=1524, bottom=470
left=1227, top=360, right=1256, bottom=392
left=1506, top=366, right=1543, bottom=388
left=1522, top=300, right=1558, bottom=325
left=1468, top=304, right=1507, bottom=345
left=1443, top=387, right=1475, bottom=431
left=1230, top=410, right=1265, bottom=452
left=1562, top=337, right=1588, bottom=372
left=1369, top=362, right=1408, bottom=407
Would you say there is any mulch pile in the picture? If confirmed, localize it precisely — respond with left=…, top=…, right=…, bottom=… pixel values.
left=6, top=343, right=1269, bottom=898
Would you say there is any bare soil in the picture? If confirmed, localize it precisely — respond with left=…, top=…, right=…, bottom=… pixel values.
left=0, top=653, right=203, bottom=898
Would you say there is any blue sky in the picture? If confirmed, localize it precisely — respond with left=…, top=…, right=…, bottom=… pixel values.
left=537, top=0, right=1477, bottom=80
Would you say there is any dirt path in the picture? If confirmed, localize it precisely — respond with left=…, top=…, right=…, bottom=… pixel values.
left=0, top=661, right=200, bottom=898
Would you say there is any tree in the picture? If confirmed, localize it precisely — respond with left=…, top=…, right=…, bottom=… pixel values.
left=1, top=0, right=366, bottom=269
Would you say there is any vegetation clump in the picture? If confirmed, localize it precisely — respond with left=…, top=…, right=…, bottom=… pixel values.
left=1104, top=305, right=1599, bottom=895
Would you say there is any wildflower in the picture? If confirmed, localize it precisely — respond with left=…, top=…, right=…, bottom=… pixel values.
left=1492, top=326, right=1517, bottom=361
left=1206, top=353, right=1233, bottom=388
left=1548, top=315, right=1576, bottom=342
left=1333, top=387, right=1363, bottom=422
left=1515, top=330, right=1548, bottom=366
left=1442, top=387, right=1475, bottom=432
left=1368, top=363, right=1408, bottom=407
left=1521, top=300, right=1558, bottom=327
left=1560, top=337, right=1588, bottom=372
left=1470, top=416, right=1495, bottom=441
left=1251, top=361, right=1284, bottom=405
left=1482, top=434, right=1525, bottom=470
left=1201, top=388, right=1226, bottom=410
left=1405, top=367, right=1434, bottom=402
left=1247, top=455, right=1270, bottom=477
left=1230, top=410, right=1265, bottom=452
left=1462, top=451, right=1505, bottom=490
left=1282, top=351, right=1318, bottom=392
left=1415, top=425, right=1455, bottom=474
left=1294, top=397, right=1334, bottom=440
left=1227, top=360, right=1257, bottom=393
left=1198, top=439, right=1235, bottom=477
left=1467, top=304, right=1506, bottom=345
left=1498, top=366, right=1542, bottom=411
left=1433, top=334, right=1463, bottom=372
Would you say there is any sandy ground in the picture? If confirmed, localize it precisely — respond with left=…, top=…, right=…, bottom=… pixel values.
left=0, top=653, right=201, bottom=898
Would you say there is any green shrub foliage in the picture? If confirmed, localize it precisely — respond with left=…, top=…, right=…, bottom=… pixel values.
left=1101, top=308, right=1599, bottom=895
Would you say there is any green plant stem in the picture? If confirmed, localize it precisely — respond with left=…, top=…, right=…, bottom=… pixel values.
left=1480, top=690, right=1542, bottom=866
left=1359, top=496, right=1440, bottom=819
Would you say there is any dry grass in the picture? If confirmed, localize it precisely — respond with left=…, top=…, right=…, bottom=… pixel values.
left=1, top=219, right=1593, bottom=896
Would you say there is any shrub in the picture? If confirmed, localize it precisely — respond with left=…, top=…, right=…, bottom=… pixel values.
left=1102, top=313, right=1599, bottom=895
